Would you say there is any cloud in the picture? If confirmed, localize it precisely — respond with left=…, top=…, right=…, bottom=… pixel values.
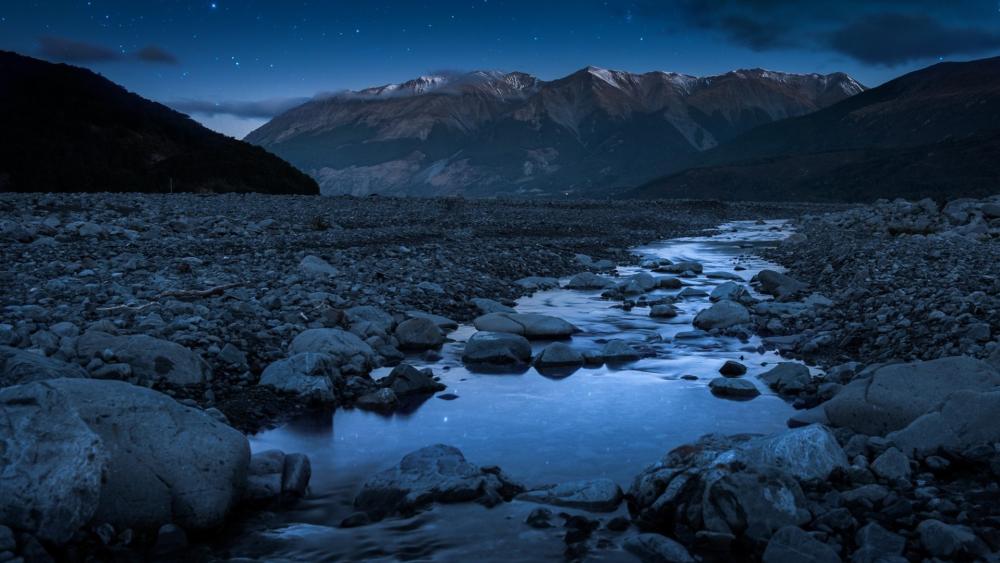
left=829, top=14, right=1000, bottom=66
left=38, top=35, right=119, bottom=63
left=136, top=45, right=179, bottom=65
left=168, top=97, right=311, bottom=119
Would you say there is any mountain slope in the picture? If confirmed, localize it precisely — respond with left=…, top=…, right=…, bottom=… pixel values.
left=630, top=57, right=1000, bottom=202
left=246, top=67, right=862, bottom=197
left=0, top=51, right=318, bottom=195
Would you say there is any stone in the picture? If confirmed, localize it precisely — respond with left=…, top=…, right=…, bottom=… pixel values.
left=759, top=363, right=811, bottom=394
left=356, top=388, right=399, bottom=412
left=470, top=298, right=515, bottom=315
left=76, top=331, right=210, bottom=385
left=564, top=272, right=616, bottom=290
left=345, top=306, right=395, bottom=335
left=821, top=356, right=1000, bottom=435
left=709, top=377, right=760, bottom=398
left=755, top=270, right=808, bottom=300
left=404, top=311, right=458, bottom=332
left=353, top=444, right=523, bottom=520
left=472, top=312, right=579, bottom=339
left=887, top=389, right=1000, bottom=455
left=517, top=479, right=623, bottom=512
left=710, top=282, right=755, bottom=304
left=693, top=300, right=750, bottom=330
left=624, top=534, right=695, bottom=563
left=525, top=507, right=554, bottom=529
left=533, top=342, right=584, bottom=368
left=736, top=425, right=848, bottom=481
left=461, top=331, right=532, bottom=366
left=869, top=448, right=911, bottom=482
left=853, top=522, right=905, bottom=562
left=719, top=360, right=746, bottom=376
left=763, top=526, right=841, bottom=563
left=381, top=363, right=444, bottom=396
left=288, top=328, right=374, bottom=375
left=650, top=304, right=678, bottom=318
left=0, top=345, right=87, bottom=387
left=602, top=339, right=640, bottom=363
left=0, top=379, right=248, bottom=537
left=514, top=276, right=559, bottom=291
left=916, top=519, right=986, bottom=559
left=281, top=453, right=311, bottom=496
left=0, top=526, right=14, bottom=552
left=258, top=353, right=339, bottom=402
left=298, top=255, right=338, bottom=277
left=394, top=318, right=445, bottom=350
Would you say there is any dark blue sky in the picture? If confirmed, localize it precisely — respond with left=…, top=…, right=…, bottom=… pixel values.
left=3, top=1, right=1000, bottom=137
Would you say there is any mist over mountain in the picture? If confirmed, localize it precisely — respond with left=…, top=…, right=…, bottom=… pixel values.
left=245, top=66, right=863, bottom=197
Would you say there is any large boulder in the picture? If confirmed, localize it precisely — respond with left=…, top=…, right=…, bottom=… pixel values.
left=533, top=342, right=584, bottom=368
left=472, top=313, right=579, bottom=339
left=887, top=389, right=1000, bottom=455
left=461, top=332, right=532, bottom=367
left=759, top=363, right=812, bottom=395
left=693, top=301, right=750, bottom=331
left=518, top=479, right=623, bottom=512
left=76, top=331, right=210, bottom=386
left=353, top=444, right=524, bottom=520
left=288, top=328, right=374, bottom=375
left=0, top=382, right=108, bottom=543
left=820, top=356, right=1000, bottom=435
left=0, top=345, right=87, bottom=387
left=564, top=272, right=616, bottom=290
left=258, top=352, right=339, bottom=402
left=736, top=425, right=848, bottom=481
left=0, top=379, right=249, bottom=540
left=394, top=318, right=445, bottom=350
left=754, top=270, right=808, bottom=300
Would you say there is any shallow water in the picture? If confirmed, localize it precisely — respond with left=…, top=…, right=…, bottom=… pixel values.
left=222, top=220, right=804, bottom=562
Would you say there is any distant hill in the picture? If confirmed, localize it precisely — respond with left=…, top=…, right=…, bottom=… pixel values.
left=0, top=51, right=318, bottom=195
left=245, top=67, right=862, bottom=197
left=629, top=57, right=1000, bottom=202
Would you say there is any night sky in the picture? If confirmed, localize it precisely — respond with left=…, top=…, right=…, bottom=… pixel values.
left=3, top=1, right=1000, bottom=138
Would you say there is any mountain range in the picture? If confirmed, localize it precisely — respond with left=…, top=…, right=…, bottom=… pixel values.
left=245, top=67, right=864, bottom=197
left=0, top=51, right=318, bottom=195
left=629, top=56, right=1000, bottom=202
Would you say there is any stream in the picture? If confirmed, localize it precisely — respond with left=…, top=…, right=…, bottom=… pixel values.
left=218, top=220, right=805, bottom=562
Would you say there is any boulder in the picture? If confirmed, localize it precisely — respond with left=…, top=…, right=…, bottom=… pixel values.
left=736, top=425, right=848, bottom=481
left=853, top=522, right=905, bottom=562
left=0, top=379, right=248, bottom=538
left=602, top=339, right=640, bottom=363
left=759, top=363, right=812, bottom=394
left=518, top=479, right=623, bottom=512
left=533, top=342, right=584, bottom=368
left=709, top=377, right=759, bottom=398
left=0, top=345, right=87, bottom=387
left=288, top=328, right=374, bottom=375
left=917, top=519, right=986, bottom=559
left=719, top=360, right=746, bottom=376
left=564, top=272, right=616, bottom=290
left=657, top=261, right=703, bottom=274
left=870, top=447, right=911, bottom=481
left=356, top=388, right=400, bottom=412
left=470, top=298, right=515, bottom=315
left=344, top=306, right=394, bottom=335
left=298, top=255, right=338, bottom=277
left=649, top=304, right=678, bottom=318
left=258, top=352, right=339, bottom=402
left=353, top=444, right=524, bottom=520
left=754, top=270, right=808, bottom=300
left=76, top=331, right=210, bottom=386
left=461, top=332, right=532, bottom=366
left=472, top=312, right=579, bottom=339
left=514, top=276, right=559, bottom=291
left=887, top=389, right=1000, bottom=455
left=693, top=301, right=750, bottom=330
left=380, top=363, right=444, bottom=396
left=821, top=356, right=1000, bottom=435
left=763, top=526, right=841, bottom=563
left=624, top=534, right=695, bottom=563
left=394, top=318, right=445, bottom=350
left=710, top=282, right=755, bottom=305
left=404, top=311, right=458, bottom=332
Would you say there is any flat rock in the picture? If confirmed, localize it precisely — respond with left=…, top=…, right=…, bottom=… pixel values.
left=709, top=377, right=760, bottom=398
left=564, top=272, right=616, bottom=290
left=518, top=479, right=623, bottom=512
left=461, top=331, right=532, bottom=366
left=470, top=298, right=515, bottom=314
left=473, top=312, right=578, bottom=339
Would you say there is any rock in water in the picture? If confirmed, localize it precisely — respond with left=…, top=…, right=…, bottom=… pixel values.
left=624, top=534, right=695, bottom=563
left=394, top=317, right=445, bottom=350
left=533, top=342, right=584, bottom=368
left=693, top=301, right=750, bottom=330
left=354, top=444, right=524, bottom=520
left=754, top=270, right=808, bottom=300
left=288, top=328, right=374, bottom=375
left=709, top=377, right=760, bottom=398
left=472, top=312, right=579, bottom=339
left=759, top=363, right=811, bottom=394
left=461, top=331, right=532, bottom=367
left=564, top=272, right=616, bottom=290
left=0, top=379, right=249, bottom=539
left=602, top=339, right=640, bottom=363
left=719, top=360, right=747, bottom=376
left=258, top=352, right=339, bottom=402
left=518, top=479, right=623, bottom=512
left=77, top=331, right=210, bottom=385
left=380, top=363, right=444, bottom=396
left=0, top=381, right=108, bottom=543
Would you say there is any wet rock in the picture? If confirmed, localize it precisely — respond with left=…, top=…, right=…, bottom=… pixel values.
left=887, top=389, right=1000, bottom=455
left=658, top=277, right=683, bottom=289
left=564, top=272, right=616, bottom=290
left=533, top=342, right=584, bottom=368
left=709, top=377, right=759, bottom=398
left=0, top=346, right=87, bottom=387
left=353, top=444, right=524, bottom=520
left=719, top=360, right=746, bottom=376
left=657, top=261, right=703, bottom=274
left=381, top=363, right=445, bottom=396
left=77, top=331, right=210, bottom=385
left=916, top=519, right=986, bottom=559
left=736, top=425, right=848, bottom=481
left=258, top=352, right=339, bottom=402
left=607, top=516, right=630, bottom=532
left=461, top=331, right=532, bottom=366
left=649, top=304, right=678, bottom=318
left=759, top=363, right=811, bottom=394
left=853, top=522, right=905, bottom=563
left=869, top=447, right=911, bottom=482
left=404, top=311, right=458, bottom=332
left=518, top=479, right=623, bottom=512
left=472, top=312, right=579, bottom=339
left=340, top=512, right=371, bottom=528
left=763, top=526, right=841, bottom=563
left=514, top=276, right=559, bottom=291
left=525, top=507, right=554, bottom=529
left=394, top=317, right=445, bottom=350
left=602, top=339, right=640, bottom=363
left=820, top=356, right=1000, bottom=435
left=470, top=298, right=515, bottom=315
left=624, top=534, right=694, bottom=563
left=676, top=287, right=708, bottom=299
left=298, top=255, right=338, bottom=277
left=710, top=282, right=756, bottom=305
left=288, top=328, right=374, bottom=375
left=281, top=453, right=311, bottom=496
left=693, top=300, right=750, bottom=330
left=754, top=270, right=808, bottom=300
left=356, top=388, right=399, bottom=412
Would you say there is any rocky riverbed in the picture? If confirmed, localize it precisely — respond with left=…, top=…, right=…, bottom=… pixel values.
left=2, top=192, right=1000, bottom=562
